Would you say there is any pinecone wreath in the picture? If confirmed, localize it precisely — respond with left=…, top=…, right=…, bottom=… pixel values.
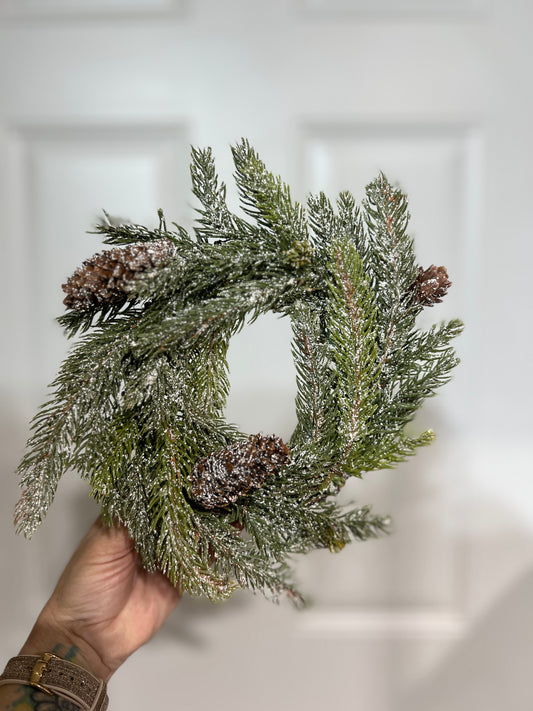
left=412, top=264, right=451, bottom=306
left=15, top=141, right=463, bottom=604
left=62, top=239, right=174, bottom=310
left=189, top=434, right=291, bottom=510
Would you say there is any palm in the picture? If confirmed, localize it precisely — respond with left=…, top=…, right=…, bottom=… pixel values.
left=46, top=519, right=181, bottom=677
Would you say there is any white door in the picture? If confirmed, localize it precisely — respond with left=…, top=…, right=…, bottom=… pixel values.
left=1, top=2, right=532, bottom=709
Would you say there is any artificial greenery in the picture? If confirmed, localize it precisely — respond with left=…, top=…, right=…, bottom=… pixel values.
left=15, top=140, right=463, bottom=604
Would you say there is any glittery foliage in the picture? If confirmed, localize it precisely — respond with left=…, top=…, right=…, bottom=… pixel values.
left=14, top=141, right=463, bottom=603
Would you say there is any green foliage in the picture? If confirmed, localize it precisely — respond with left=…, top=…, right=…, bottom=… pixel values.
left=14, top=140, right=463, bottom=604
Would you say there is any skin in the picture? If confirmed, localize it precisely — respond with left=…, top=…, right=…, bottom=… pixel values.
left=0, top=518, right=182, bottom=709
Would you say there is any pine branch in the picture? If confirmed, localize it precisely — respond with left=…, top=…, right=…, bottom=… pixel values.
left=325, top=235, right=381, bottom=478
left=92, top=209, right=187, bottom=245
left=57, top=300, right=142, bottom=340
left=195, top=514, right=302, bottom=603
left=15, top=325, right=135, bottom=537
left=289, top=304, right=337, bottom=454
left=389, top=319, right=464, bottom=415
left=245, top=493, right=390, bottom=555
left=307, top=191, right=343, bottom=258
left=360, top=174, right=419, bottom=388
left=153, top=491, right=235, bottom=599
left=350, top=174, right=436, bottom=471
left=231, top=139, right=308, bottom=249
left=190, top=146, right=253, bottom=243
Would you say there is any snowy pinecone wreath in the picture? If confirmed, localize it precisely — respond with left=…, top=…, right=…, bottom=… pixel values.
left=15, top=140, right=462, bottom=604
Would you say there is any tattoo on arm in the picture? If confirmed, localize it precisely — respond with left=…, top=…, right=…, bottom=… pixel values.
left=8, top=686, right=80, bottom=710
left=25, top=689, right=80, bottom=711
left=50, top=646, right=78, bottom=664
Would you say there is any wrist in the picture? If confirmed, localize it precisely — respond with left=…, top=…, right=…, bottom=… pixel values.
left=19, top=606, right=113, bottom=682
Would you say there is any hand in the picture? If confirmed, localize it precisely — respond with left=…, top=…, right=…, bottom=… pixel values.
left=20, top=518, right=182, bottom=681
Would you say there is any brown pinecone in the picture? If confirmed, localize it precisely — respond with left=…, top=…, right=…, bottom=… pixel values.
left=189, top=434, right=291, bottom=510
left=411, top=265, right=451, bottom=306
left=62, top=239, right=174, bottom=311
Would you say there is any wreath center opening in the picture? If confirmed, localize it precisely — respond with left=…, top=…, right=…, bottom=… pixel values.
left=223, top=312, right=298, bottom=441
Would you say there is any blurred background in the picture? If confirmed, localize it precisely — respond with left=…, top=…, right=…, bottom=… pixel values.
left=1, top=1, right=532, bottom=709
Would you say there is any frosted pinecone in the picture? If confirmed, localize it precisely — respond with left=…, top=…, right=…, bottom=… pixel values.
left=189, top=434, right=291, bottom=510
left=412, top=264, right=451, bottom=306
left=62, top=239, right=174, bottom=311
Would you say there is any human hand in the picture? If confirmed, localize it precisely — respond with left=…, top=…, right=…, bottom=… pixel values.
left=20, top=517, right=182, bottom=681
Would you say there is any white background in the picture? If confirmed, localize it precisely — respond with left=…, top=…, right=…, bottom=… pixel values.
left=1, top=1, right=532, bottom=709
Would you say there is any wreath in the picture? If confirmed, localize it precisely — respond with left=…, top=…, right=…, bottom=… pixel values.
left=15, top=140, right=462, bottom=604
